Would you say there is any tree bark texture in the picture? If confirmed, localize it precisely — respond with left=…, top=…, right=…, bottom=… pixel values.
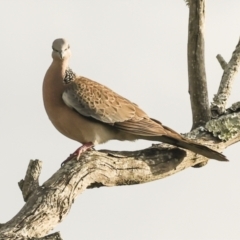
left=188, top=0, right=210, bottom=129
left=211, top=38, right=240, bottom=117
left=1, top=104, right=240, bottom=239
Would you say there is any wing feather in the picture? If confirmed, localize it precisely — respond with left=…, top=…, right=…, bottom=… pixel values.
left=114, top=117, right=169, bottom=136
left=62, top=76, right=148, bottom=123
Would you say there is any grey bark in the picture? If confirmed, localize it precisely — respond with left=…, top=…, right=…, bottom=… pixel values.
left=0, top=117, right=238, bottom=239
left=216, top=54, right=228, bottom=70
left=211, top=38, right=240, bottom=117
left=188, top=0, right=210, bottom=129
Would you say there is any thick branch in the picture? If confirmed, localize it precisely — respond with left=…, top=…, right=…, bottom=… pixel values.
left=1, top=108, right=240, bottom=239
left=188, top=0, right=210, bottom=129
left=211, top=38, right=240, bottom=116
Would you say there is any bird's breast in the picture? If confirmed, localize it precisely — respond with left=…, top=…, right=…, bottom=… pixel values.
left=43, top=71, right=117, bottom=144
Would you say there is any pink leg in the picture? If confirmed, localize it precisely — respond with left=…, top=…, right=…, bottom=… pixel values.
left=61, top=142, right=94, bottom=167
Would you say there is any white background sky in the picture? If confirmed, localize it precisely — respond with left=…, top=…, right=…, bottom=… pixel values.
left=0, top=1, right=240, bottom=240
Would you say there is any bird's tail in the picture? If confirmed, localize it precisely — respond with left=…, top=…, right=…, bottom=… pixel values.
left=146, top=134, right=228, bottom=162
left=115, top=117, right=228, bottom=161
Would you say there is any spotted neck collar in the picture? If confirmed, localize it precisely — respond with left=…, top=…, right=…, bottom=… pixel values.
left=63, top=67, right=76, bottom=84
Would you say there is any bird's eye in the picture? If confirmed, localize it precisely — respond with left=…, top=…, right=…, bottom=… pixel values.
left=64, top=45, right=70, bottom=51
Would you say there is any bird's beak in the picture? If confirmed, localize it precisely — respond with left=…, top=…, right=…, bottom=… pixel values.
left=59, top=51, right=65, bottom=59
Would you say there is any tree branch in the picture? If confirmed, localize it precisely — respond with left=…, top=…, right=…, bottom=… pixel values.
left=1, top=2, right=239, bottom=239
left=18, top=160, right=42, bottom=202
left=216, top=54, right=227, bottom=70
left=188, top=0, right=210, bottom=129
left=211, top=38, right=240, bottom=117
left=207, top=102, right=240, bottom=142
left=1, top=107, right=240, bottom=238
left=35, top=232, right=63, bottom=240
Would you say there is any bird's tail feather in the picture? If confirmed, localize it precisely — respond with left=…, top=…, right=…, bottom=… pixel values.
left=146, top=135, right=228, bottom=162
left=114, top=117, right=228, bottom=161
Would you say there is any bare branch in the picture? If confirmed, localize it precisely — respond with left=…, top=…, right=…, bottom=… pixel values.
left=188, top=0, right=210, bottom=129
left=211, top=38, right=240, bottom=116
left=1, top=108, right=239, bottom=239
left=216, top=54, right=227, bottom=70
left=18, top=160, right=42, bottom=202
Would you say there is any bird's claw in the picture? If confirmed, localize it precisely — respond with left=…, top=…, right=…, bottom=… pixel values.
left=61, top=142, right=94, bottom=167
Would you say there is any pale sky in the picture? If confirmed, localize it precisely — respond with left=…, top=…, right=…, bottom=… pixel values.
left=0, top=1, right=240, bottom=240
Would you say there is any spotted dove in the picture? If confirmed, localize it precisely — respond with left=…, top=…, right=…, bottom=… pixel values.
left=43, top=38, right=228, bottom=165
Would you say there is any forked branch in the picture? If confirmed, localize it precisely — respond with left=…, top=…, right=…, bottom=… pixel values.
left=211, top=38, right=240, bottom=116
left=1, top=108, right=240, bottom=239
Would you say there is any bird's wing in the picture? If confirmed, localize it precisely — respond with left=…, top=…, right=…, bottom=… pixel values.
left=114, top=118, right=171, bottom=136
left=62, top=76, right=149, bottom=124
left=62, top=76, right=178, bottom=137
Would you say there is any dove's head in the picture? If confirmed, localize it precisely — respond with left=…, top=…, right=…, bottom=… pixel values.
left=52, top=38, right=71, bottom=61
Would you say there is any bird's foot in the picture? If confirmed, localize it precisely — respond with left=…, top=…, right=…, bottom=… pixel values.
left=61, top=142, right=94, bottom=167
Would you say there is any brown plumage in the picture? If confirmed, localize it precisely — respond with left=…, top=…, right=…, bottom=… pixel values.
left=43, top=38, right=228, bottom=164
